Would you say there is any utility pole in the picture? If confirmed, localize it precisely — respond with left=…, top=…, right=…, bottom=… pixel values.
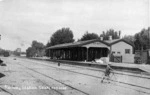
left=147, top=27, right=150, bottom=49
left=147, top=28, right=150, bottom=64
left=147, top=0, right=150, bottom=64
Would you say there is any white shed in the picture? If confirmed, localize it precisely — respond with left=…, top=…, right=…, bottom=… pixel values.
left=105, top=39, right=134, bottom=63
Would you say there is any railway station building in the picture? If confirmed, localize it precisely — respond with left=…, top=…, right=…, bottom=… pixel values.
left=46, top=38, right=134, bottom=63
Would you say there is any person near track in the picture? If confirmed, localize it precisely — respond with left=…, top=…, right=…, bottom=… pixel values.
left=101, top=63, right=113, bottom=83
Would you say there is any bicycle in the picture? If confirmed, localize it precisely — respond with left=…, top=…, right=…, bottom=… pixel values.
left=101, top=64, right=117, bottom=83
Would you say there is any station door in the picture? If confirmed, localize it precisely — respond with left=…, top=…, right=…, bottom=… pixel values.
left=113, top=56, right=122, bottom=63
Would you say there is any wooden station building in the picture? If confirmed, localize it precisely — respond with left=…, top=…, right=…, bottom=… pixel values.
left=47, top=39, right=110, bottom=61
left=46, top=38, right=134, bottom=63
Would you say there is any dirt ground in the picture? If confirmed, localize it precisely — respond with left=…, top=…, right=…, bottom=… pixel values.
left=0, top=57, right=149, bottom=95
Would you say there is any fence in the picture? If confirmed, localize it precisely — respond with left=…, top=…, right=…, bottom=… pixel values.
left=110, top=54, right=122, bottom=63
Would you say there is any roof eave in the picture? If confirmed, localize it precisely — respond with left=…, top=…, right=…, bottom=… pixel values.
left=46, top=39, right=110, bottom=50
left=110, top=39, right=134, bottom=47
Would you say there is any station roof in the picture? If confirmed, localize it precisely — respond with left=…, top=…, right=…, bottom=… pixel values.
left=47, top=39, right=134, bottom=49
left=47, top=39, right=109, bottom=49
left=105, top=39, right=134, bottom=47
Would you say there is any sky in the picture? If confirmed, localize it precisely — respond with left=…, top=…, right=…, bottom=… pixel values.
left=0, top=0, right=149, bottom=52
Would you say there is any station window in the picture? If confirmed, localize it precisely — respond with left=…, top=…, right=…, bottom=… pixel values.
left=125, top=49, right=130, bottom=54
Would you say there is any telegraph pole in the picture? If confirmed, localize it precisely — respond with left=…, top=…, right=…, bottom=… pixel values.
left=148, top=27, right=150, bottom=49
left=147, top=0, right=150, bottom=64
left=147, top=28, right=150, bottom=64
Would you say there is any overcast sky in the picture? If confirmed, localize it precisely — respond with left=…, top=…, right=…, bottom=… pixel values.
left=0, top=0, right=149, bottom=51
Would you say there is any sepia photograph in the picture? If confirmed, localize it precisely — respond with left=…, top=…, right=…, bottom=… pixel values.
left=0, top=0, right=150, bottom=95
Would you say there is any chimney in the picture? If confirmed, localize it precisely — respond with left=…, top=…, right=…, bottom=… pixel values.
left=109, top=36, right=112, bottom=40
left=100, top=37, right=103, bottom=40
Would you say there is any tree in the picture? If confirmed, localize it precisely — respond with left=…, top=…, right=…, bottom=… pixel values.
left=134, top=27, right=150, bottom=50
left=123, top=35, right=135, bottom=44
left=45, top=27, right=74, bottom=57
left=0, top=49, right=10, bottom=57
left=46, top=41, right=51, bottom=48
left=26, top=40, right=45, bottom=57
left=45, top=41, right=51, bottom=57
left=32, top=40, right=45, bottom=50
left=79, top=31, right=99, bottom=41
left=13, top=48, right=21, bottom=56
left=100, top=29, right=121, bottom=40
left=26, top=47, right=36, bottom=57
left=50, top=28, right=74, bottom=46
left=3, top=51, right=10, bottom=57
left=32, top=40, right=45, bottom=57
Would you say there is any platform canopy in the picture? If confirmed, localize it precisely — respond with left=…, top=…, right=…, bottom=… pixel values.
left=47, top=39, right=111, bottom=61
left=47, top=39, right=110, bottom=49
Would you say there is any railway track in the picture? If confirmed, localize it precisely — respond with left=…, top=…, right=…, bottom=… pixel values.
left=23, top=58, right=150, bottom=79
left=0, top=87, right=14, bottom=95
left=15, top=58, right=150, bottom=95
left=24, top=71, right=66, bottom=95
left=50, top=62, right=150, bottom=79
left=16, top=62, right=90, bottom=95
left=30, top=58, right=150, bottom=78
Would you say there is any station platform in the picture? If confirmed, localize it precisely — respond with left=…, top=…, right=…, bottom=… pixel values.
left=30, top=57, right=150, bottom=74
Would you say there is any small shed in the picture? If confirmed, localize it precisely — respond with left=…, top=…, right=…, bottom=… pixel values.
left=105, top=39, right=134, bottom=63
